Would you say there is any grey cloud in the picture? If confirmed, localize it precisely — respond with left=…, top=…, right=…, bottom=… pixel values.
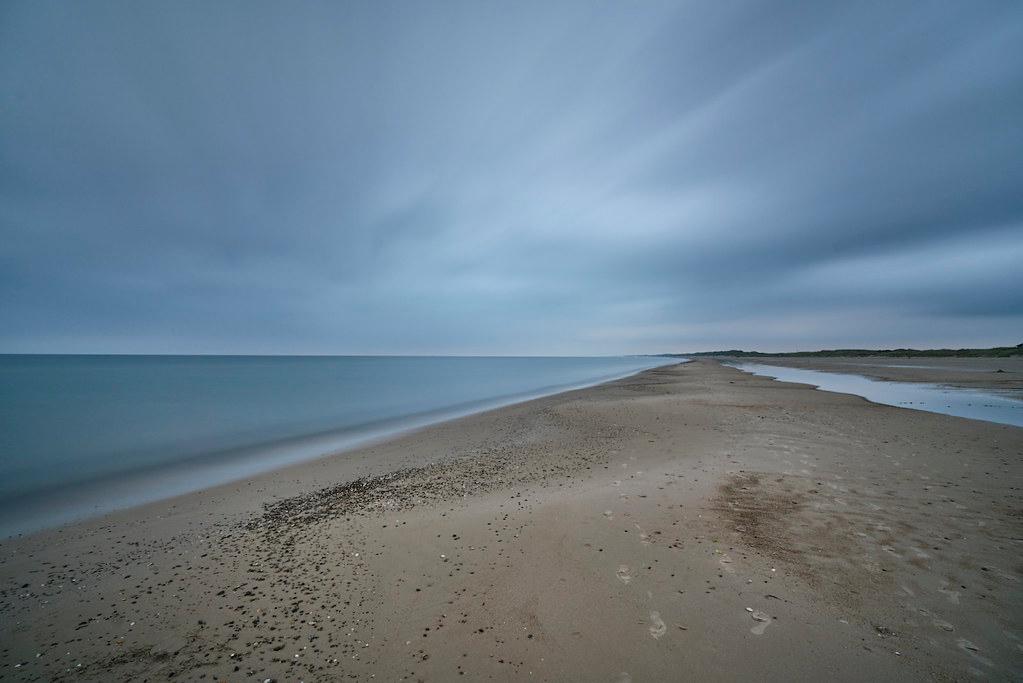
left=1, top=0, right=1021, bottom=354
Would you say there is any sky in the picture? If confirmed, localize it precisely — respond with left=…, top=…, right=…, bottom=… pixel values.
left=1, top=1, right=1022, bottom=355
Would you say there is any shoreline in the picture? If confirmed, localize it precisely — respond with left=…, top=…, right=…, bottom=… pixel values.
left=2, top=360, right=1020, bottom=680
left=724, top=359, right=1023, bottom=428
left=717, top=355, right=1023, bottom=395
left=0, top=359, right=676, bottom=540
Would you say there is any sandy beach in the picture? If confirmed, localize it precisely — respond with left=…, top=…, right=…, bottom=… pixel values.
left=2, top=359, right=1021, bottom=681
left=721, top=356, right=1023, bottom=395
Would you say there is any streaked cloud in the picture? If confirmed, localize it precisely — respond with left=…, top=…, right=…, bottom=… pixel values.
left=2, top=1, right=1021, bottom=353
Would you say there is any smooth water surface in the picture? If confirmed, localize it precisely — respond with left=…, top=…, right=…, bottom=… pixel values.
left=731, top=362, right=1023, bottom=427
left=0, top=355, right=674, bottom=536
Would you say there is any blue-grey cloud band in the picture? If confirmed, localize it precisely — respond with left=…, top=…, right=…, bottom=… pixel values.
left=1, top=1, right=1020, bottom=353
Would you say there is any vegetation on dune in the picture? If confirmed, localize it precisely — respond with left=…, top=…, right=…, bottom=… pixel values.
left=661, top=344, right=1023, bottom=359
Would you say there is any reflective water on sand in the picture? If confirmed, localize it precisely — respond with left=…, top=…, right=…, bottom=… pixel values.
left=731, top=363, right=1023, bottom=428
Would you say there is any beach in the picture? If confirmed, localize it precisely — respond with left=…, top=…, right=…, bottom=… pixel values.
left=1, top=359, right=1021, bottom=681
left=721, top=356, right=1023, bottom=395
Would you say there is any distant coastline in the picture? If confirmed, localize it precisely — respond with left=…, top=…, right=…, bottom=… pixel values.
left=659, top=343, right=1023, bottom=359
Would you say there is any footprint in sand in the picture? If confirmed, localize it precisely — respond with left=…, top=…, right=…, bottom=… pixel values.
left=938, top=583, right=961, bottom=605
left=616, top=565, right=632, bottom=584
left=749, top=610, right=772, bottom=635
left=649, top=611, right=667, bottom=639
left=957, top=638, right=993, bottom=667
left=986, top=564, right=1018, bottom=582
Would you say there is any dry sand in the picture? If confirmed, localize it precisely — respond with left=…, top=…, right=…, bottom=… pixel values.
left=1, top=360, right=1021, bottom=681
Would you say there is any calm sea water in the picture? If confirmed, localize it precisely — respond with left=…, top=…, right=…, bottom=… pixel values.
left=731, top=362, right=1023, bottom=427
left=0, top=355, right=673, bottom=537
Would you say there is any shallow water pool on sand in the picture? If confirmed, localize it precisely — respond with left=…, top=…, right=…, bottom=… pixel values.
left=730, top=362, right=1023, bottom=428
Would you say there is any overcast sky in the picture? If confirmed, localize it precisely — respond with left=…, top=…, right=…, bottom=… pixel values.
left=2, top=1, right=1021, bottom=354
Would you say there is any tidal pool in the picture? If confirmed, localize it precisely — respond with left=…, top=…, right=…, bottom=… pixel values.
left=730, top=362, right=1023, bottom=428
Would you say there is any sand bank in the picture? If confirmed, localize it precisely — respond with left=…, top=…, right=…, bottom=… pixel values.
left=721, top=355, right=1023, bottom=395
left=1, top=360, right=1021, bottom=681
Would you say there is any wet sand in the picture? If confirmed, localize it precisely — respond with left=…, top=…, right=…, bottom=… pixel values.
left=1, top=360, right=1021, bottom=681
left=723, top=356, right=1023, bottom=396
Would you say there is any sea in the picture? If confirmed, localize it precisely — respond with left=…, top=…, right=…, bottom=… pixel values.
left=0, top=355, right=674, bottom=537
